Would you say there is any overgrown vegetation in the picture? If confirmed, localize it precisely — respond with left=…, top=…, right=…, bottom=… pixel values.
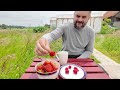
left=33, top=24, right=50, bottom=33
left=33, top=26, right=48, bottom=33
left=95, top=18, right=120, bottom=63
left=99, top=18, right=118, bottom=34
left=0, top=24, right=26, bottom=29
left=0, top=29, right=47, bottom=78
left=95, top=33, right=120, bottom=64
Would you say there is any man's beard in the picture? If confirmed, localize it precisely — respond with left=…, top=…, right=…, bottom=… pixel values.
left=74, top=21, right=86, bottom=29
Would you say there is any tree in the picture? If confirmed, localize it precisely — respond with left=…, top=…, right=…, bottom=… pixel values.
left=1, top=24, right=7, bottom=29
left=44, top=24, right=50, bottom=28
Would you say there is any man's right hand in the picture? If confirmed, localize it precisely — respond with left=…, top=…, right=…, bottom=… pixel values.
left=35, top=38, right=52, bottom=56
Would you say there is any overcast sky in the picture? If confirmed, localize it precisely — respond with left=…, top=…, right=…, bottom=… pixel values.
left=0, top=11, right=106, bottom=27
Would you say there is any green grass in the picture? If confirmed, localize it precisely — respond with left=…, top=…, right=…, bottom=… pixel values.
left=95, top=30, right=120, bottom=64
left=0, top=29, right=50, bottom=79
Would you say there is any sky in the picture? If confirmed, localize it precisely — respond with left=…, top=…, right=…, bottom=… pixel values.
left=0, top=11, right=106, bottom=27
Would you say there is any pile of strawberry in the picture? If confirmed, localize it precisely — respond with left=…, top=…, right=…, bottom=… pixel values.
left=65, top=65, right=79, bottom=74
left=37, top=61, right=58, bottom=73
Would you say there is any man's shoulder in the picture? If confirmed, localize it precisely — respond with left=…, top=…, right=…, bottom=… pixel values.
left=86, top=25, right=95, bottom=34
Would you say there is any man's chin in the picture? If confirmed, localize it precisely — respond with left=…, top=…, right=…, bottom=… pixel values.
left=74, top=24, right=85, bottom=29
left=76, top=26, right=84, bottom=29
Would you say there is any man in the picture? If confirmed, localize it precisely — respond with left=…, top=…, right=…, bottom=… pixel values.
left=35, top=11, right=95, bottom=58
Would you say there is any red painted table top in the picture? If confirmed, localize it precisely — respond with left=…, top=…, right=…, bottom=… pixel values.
left=20, top=58, right=111, bottom=79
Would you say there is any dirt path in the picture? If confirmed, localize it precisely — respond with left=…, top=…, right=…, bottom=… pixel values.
left=93, top=48, right=120, bottom=79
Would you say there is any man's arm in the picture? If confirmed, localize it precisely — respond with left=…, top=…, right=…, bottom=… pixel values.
left=77, top=30, right=95, bottom=59
left=42, top=25, right=64, bottom=43
left=35, top=24, right=65, bottom=56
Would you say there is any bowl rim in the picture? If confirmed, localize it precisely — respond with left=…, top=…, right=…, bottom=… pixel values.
left=35, top=59, right=60, bottom=75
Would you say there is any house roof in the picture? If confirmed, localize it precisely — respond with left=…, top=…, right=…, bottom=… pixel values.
left=103, top=11, right=119, bottom=19
left=91, top=11, right=106, bottom=17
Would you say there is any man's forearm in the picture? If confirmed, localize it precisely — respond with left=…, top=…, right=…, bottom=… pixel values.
left=77, top=51, right=93, bottom=59
left=42, top=25, right=64, bottom=43
left=42, top=33, right=54, bottom=43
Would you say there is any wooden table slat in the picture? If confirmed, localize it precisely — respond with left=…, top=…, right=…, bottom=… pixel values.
left=33, top=58, right=42, bottom=62
left=34, top=58, right=94, bottom=62
left=86, top=73, right=111, bottom=79
left=68, top=58, right=94, bottom=62
left=30, top=62, right=39, bottom=67
left=70, top=61, right=98, bottom=67
left=83, top=67, right=104, bottom=73
left=20, top=73, right=33, bottom=79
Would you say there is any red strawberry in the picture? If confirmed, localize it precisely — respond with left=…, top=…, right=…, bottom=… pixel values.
left=65, top=70, right=69, bottom=74
left=49, top=51, right=56, bottom=57
left=43, top=61, right=50, bottom=66
left=37, top=65, right=45, bottom=73
left=43, top=64, right=53, bottom=72
left=74, top=67, right=79, bottom=71
left=37, top=65, right=43, bottom=71
left=73, top=69, right=78, bottom=74
left=65, top=67, right=68, bottom=71
left=68, top=65, right=71, bottom=69
left=74, top=67, right=77, bottom=70
left=50, top=62, right=58, bottom=71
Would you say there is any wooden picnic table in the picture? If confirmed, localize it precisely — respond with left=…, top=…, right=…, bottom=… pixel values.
left=20, top=58, right=111, bottom=79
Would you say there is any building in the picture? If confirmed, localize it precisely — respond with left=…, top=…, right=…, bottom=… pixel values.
left=56, top=14, right=73, bottom=27
left=103, top=11, right=120, bottom=29
left=88, top=12, right=105, bottom=33
left=50, top=17, right=57, bottom=30
left=50, top=11, right=106, bottom=33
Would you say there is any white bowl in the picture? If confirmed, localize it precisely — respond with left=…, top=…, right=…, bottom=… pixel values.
left=35, top=59, right=60, bottom=79
left=59, top=64, right=86, bottom=79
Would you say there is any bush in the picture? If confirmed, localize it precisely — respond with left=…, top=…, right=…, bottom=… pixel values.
left=99, top=18, right=117, bottom=34
left=33, top=26, right=48, bottom=33
left=100, top=25, right=115, bottom=34
left=1, top=24, right=7, bottom=29
left=44, top=24, right=50, bottom=28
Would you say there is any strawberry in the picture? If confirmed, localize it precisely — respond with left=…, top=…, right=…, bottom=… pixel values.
left=74, top=67, right=77, bottom=70
left=74, top=67, right=79, bottom=72
left=43, top=61, right=50, bottom=66
left=37, top=65, right=43, bottom=71
left=65, top=67, right=68, bottom=71
left=65, top=70, right=69, bottom=74
left=50, top=62, right=58, bottom=71
left=37, top=65, right=45, bottom=73
left=68, top=65, right=71, bottom=69
left=49, top=51, right=56, bottom=57
left=43, top=64, right=54, bottom=72
left=73, top=69, right=78, bottom=74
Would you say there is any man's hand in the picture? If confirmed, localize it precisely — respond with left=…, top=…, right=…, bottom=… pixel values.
left=35, top=38, right=52, bottom=56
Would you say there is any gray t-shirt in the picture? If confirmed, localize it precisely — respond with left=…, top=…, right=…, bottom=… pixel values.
left=42, top=22, right=95, bottom=58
